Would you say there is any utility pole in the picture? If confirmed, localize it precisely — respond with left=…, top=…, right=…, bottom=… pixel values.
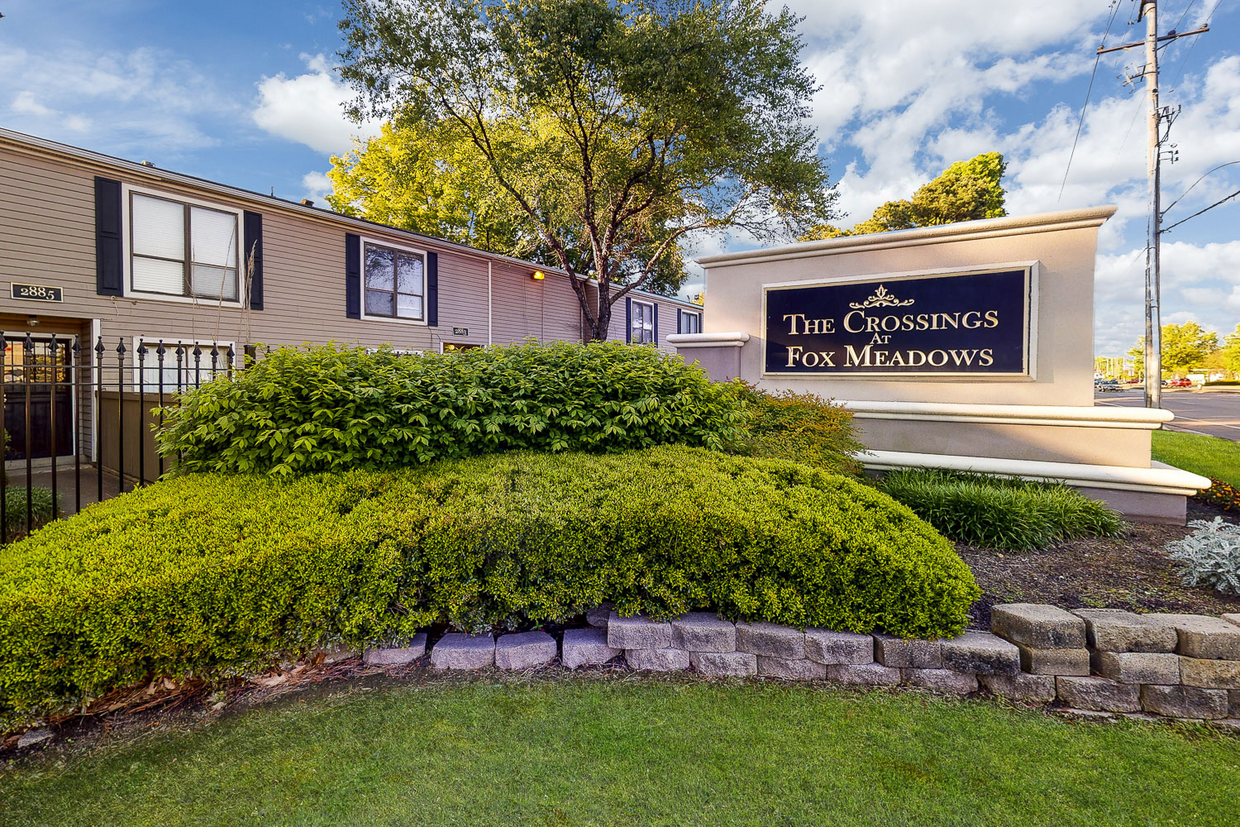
left=1097, top=0, right=1207, bottom=409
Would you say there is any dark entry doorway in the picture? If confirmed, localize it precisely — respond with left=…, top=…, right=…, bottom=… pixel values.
left=2, top=334, right=75, bottom=461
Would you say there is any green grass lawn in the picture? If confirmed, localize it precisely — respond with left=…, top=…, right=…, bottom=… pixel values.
left=1152, top=429, right=1240, bottom=487
left=3, top=678, right=1238, bottom=826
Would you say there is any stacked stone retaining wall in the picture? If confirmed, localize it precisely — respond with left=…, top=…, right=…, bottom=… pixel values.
left=365, top=605, right=1240, bottom=727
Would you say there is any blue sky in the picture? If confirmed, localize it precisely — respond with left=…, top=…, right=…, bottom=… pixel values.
left=2, top=0, right=1237, bottom=356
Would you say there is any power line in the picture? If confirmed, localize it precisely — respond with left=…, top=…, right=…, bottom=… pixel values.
left=1168, top=0, right=1220, bottom=89
left=1161, top=187, right=1240, bottom=233
left=1162, top=160, right=1240, bottom=215
left=1059, top=0, right=1124, bottom=201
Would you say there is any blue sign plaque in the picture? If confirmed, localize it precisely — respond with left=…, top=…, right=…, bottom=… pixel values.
left=763, top=268, right=1031, bottom=376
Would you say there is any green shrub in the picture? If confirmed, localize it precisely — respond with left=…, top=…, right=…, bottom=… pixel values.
left=876, top=468, right=1123, bottom=552
left=3, top=486, right=58, bottom=538
left=157, top=342, right=746, bottom=475
left=728, top=385, right=866, bottom=476
left=0, top=446, right=976, bottom=717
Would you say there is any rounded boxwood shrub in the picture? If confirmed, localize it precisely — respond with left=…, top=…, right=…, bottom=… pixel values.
left=0, top=446, right=975, bottom=717
left=157, top=341, right=746, bottom=475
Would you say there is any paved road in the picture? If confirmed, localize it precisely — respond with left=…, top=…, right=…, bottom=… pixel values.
left=1095, top=388, right=1240, bottom=442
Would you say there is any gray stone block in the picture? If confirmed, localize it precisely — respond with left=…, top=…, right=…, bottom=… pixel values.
left=586, top=603, right=613, bottom=628
left=827, top=662, right=902, bottom=687
left=363, top=634, right=427, bottom=666
left=757, top=656, right=826, bottom=681
left=941, top=630, right=1020, bottom=675
left=1093, top=651, right=1180, bottom=685
left=314, top=643, right=357, bottom=665
left=670, top=612, right=736, bottom=653
left=1071, top=609, right=1178, bottom=653
left=736, top=621, right=805, bottom=659
left=991, top=604, right=1086, bottom=648
left=690, top=651, right=758, bottom=678
left=902, top=668, right=979, bottom=694
left=1179, top=657, right=1240, bottom=689
left=874, top=634, right=942, bottom=669
left=1216, top=718, right=1240, bottom=733
left=1231, top=689, right=1240, bottom=718
left=562, top=627, right=621, bottom=669
left=17, top=728, right=53, bottom=749
left=625, top=647, right=690, bottom=672
left=979, top=673, right=1058, bottom=704
left=1018, top=645, right=1090, bottom=676
left=1056, top=676, right=1141, bottom=712
left=607, top=612, right=672, bottom=650
left=804, top=629, right=873, bottom=665
left=1140, top=684, right=1230, bottom=719
left=1221, top=613, right=1240, bottom=629
left=1059, top=708, right=1119, bottom=721
left=495, top=631, right=558, bottom=671
left=1145, top=613, right=1240, bottom=660
left=430, top=633, right=495, bottom=670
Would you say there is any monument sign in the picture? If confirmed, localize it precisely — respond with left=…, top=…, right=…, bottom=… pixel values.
left=764, top=268, right=1031, bottom=376
left=668, top=207, right=1208, bottom=525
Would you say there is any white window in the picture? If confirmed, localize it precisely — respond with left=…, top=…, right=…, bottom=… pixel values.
left=363, top=239, right=426, bottom=322
left=129, top=192, right=241, bottom=302
left=630, top=300, right=655, bottom=344
left=679, top=311, right=702, bottom=334
left=132, top=338, right=237, bottom=394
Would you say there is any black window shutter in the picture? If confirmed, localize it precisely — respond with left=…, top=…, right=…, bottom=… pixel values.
left=677, top=307, right=682, bottom=334
left=426, top=251, right=439, bottom=326
left=94, top=177, right=123, bottom=296
left=653, top=303, right=659, bottom=344
left=243, top=211, right=264, bottom=311
left=625, top=297, right=632, bottom=343
left=345, top=233, right=361, bottom=318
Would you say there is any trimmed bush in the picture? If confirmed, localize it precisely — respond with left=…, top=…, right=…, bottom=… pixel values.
left=157, top=342, right=745, bottom=475
left=876, top=468, right=1123, bottom=552
left=0, top=446, right=976, bottom=716
left=730, top=384, right=866, bottom=477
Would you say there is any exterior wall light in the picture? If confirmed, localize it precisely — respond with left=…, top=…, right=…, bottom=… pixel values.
left=532, top=271, right=545, bottom=280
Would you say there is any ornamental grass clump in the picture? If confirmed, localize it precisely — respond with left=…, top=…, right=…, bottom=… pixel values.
left=876, top=468, right=1123, bottom=552
left=0, top=446, right=977, bottom=718
left=156, top=342, right=746, bottom=475
left=1165, top=518, right=1240, bottom=595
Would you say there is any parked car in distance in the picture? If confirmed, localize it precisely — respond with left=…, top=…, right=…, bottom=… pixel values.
left=1094, top=378, right=1122, bottom=392
left=1169, top=377, right=1192, bottom=388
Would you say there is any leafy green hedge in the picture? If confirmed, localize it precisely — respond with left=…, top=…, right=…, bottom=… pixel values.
left=731, top=384, right=865, bottom=477
left=877, top=468, right=1123, bottom=552
left=157, top=342, right=745, bottom=475
left=0, top=446, right=975, bottom=716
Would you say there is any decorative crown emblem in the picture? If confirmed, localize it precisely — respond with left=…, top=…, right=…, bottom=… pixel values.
left=849, top=284, right=914, bottom=310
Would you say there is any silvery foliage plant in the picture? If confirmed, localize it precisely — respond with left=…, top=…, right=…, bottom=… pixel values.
left=1165, top=518, right=1240, bottom=595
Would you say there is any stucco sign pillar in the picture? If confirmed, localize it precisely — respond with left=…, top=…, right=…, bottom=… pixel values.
left=668, top=207, right=1208, bottom=524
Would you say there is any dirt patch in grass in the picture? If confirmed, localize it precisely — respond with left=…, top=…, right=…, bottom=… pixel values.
left=964, top=500, right=1240, bottom=627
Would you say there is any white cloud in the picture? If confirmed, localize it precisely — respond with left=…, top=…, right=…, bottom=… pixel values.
left=0, top=41, right=237, bottom=153
left=301, top=170, right=334, bottom=204
left=251, top=53, right=381, bottom=156
left=1093, top=239, right=1240, bottom=354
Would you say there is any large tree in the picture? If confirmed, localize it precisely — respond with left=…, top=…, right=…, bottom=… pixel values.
left=1126, top=321, right=1220, bottom=378
left=337, top=0, right=836, bottom=340
left=1220, top=323, right=1240, bottom=376
left=802, top=152, right=1006, bottom=240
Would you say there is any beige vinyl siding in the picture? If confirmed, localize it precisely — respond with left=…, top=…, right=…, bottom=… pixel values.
left=2, top=140, right=698, bottom=360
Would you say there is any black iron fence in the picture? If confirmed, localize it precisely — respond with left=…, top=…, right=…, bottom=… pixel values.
left=1, top=333, right=236, bottom=543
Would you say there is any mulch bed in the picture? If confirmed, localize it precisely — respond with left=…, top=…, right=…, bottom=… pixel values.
left=964, top=500, right=1240, bottom=628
